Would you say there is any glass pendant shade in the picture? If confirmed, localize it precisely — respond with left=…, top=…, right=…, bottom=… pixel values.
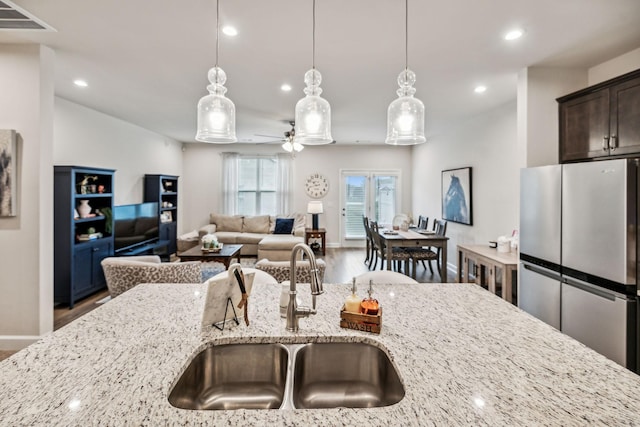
left=386, top=69, right=426, bottom=145
left=294, top=69, right=333, bottom=145
left=196, top=66, right=237, bottom=143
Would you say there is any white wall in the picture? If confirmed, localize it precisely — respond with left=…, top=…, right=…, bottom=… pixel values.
left=54, top=98, right=183, bottom=208
left=0, top=44, right=55, bottom=349
left=181, top=143, right=413, bottom=246
left=589, top=47, right=640, bottom=85
left=517, top=67, right=587, bottom=168
left=412, top=101, right=518, bottom=272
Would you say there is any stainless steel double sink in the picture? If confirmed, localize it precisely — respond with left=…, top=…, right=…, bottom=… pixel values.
left=168, top=341, right=405, bottom=410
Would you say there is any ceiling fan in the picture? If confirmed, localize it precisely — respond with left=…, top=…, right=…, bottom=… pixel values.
left=254, top=121, right=304, bottom=153
left=252, top=120, right=337, bottom=152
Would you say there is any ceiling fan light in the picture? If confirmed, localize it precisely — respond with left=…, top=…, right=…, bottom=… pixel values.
left=282, top=141, right=294, bottom=152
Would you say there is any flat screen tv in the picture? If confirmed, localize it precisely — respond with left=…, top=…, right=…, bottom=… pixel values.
left=113, top=202, right=159, bottom=253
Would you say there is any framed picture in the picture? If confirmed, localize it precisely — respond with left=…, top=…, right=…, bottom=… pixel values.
left=160, top=211, right=173, bottom=223
left=441, top=167, right=472, bottom=226
left=0, top=129, right=17, bottom=217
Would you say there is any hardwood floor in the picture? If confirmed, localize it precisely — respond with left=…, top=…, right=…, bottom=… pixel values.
left=0, top=248, right=453, bottom=362
left=54, top=289, right=111, bottom=331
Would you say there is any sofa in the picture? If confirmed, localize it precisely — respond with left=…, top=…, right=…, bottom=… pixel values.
left=197, top=213, right=305, bottom=261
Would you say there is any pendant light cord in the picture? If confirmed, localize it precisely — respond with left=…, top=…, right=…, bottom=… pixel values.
left=215, top=0, right=220, bottom=67
left=312, top=0, right=316, bottom=69
left=405, top=0, right=408, bottom=71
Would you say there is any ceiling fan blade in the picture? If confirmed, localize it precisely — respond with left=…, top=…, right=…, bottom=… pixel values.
left=254, top=133, right=282, bottom=139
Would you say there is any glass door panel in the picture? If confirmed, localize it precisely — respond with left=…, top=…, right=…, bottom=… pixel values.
left=340, top=170, right=400, bottom=247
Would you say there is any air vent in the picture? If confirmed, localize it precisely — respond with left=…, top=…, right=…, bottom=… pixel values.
left=0, top=0, right=54, bottom=31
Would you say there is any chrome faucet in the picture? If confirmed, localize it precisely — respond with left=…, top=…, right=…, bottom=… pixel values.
left=286, top=243, right=324, bottom=332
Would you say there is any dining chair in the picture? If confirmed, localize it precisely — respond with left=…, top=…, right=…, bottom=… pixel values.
left=407, top=219, right=448, bottom=280
left=417, top=215, right=429, bottom=230
left=354, top=270, right=418, bottom=285
left=370, top=220, right=411, bottom=273
left=362, top=215, right=373, bottom=265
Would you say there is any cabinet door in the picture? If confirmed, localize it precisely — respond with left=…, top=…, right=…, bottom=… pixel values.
left=609, top=76, right=640, bottom=156
left=160, top=222, right=177, bottom=254
left=73, top=245, right=94, bottom=296
left=91, top=241, right=112, bottom=287
left=559, top=89, right=610, bottom=162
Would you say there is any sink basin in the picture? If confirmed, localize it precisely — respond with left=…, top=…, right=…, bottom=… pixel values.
left=169, top=341, right=404, bottom=410
left=168, top=343, right=288, bottom=410
left=292, top=342, right=405, bottom=409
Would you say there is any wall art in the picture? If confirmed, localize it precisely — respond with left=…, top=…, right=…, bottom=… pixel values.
left=0, top=129, right=17, bottom=217
left=441, top=167, right=472, bottom=225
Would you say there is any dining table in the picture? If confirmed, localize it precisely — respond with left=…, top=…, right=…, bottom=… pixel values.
left=378, top=228, right=449, bottom=283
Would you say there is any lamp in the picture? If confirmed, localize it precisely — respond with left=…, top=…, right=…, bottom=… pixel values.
left=385, top=0, right=426, bottom=145
left=293, top=0, right=333, bottom=145
left=195, top=0, right=237, bottom=143
left=307, top=201, right=323, bottom=230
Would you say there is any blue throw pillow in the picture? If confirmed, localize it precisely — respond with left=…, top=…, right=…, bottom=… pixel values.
left=274, top=218, right=294, bottom=234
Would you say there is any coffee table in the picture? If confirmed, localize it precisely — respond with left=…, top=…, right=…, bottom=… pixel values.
left=178, top=244, right=243, bottom=269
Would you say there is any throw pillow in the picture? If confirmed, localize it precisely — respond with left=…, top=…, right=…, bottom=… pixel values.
left=243, top=215, right=270, bottom=233
left=274, top=218, right=294, bottom=234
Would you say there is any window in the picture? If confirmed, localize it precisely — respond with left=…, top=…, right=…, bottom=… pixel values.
left=223, top=154, right=291, bottom=215
left=238, top=156, right=277, bottom=215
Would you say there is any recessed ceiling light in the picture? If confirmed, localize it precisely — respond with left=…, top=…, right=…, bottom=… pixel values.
left=73, top=79, right=88, bottom=88
left=504, top=29, right=523, bottom=41
left=222, top=26, right=237, bottom=36
left=280, top=84, right=292, bottom=92
left=474, top=85, right=487, bottom=94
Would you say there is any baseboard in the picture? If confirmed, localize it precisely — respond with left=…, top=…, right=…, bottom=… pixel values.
left=0, top=335, right=41, bottom=350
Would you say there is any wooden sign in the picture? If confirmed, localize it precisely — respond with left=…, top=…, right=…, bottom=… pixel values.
left=339, top=306, right=382, bottom=334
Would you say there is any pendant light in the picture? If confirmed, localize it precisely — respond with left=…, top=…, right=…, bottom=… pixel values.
left=293, top=0, right=333, bottom=145
left=195, top=0, right=237, bottom=143
left=385, top=0, right=426, bottom=145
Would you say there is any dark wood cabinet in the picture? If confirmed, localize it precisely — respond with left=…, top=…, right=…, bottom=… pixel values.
left=144, top=174, right=179, bottom=255
left=558, top=69, right=640, bottom=163
left=54, top=166, right=115, bottom=308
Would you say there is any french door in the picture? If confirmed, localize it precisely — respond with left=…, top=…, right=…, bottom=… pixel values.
left=340, top=170, right=400, bottom=247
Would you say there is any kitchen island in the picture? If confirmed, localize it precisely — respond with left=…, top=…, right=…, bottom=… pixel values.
left=1, top=281, right=640, bottom=425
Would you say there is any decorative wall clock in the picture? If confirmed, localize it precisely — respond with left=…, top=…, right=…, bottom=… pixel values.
left=305, top=173, right=329, bottom=198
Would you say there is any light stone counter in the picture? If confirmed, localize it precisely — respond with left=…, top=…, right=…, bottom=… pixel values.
left=2, top=281, right=640, bottom=426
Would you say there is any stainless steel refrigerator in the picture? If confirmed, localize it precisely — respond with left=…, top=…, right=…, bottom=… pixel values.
left=519, top=158, right=637, bottom=370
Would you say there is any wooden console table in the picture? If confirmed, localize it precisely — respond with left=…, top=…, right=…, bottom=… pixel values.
left=457, top=244, right=518, bottom=304
left=305, top=228, right=326, bottom=255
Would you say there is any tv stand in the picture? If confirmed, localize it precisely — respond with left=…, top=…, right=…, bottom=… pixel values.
left=116, top=239, right=171, bottom=261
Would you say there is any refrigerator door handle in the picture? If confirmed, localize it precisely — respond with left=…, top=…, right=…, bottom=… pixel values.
left=563, top=276, right=625, bottom=302
left=522, top=262, right=561, bottom=281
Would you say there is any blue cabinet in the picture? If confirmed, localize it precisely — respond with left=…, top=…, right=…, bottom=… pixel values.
left=144, top=174, right=179, bottom=256
left=54, top=166, right=115, bottom=308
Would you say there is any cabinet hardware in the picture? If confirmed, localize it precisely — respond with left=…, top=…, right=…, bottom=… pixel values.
left=610, top=135, right=617, bottom=151
left=602, top=136, right=609, bottom=151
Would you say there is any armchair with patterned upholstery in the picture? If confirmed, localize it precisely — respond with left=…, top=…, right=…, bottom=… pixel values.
left=101, top=255, right=201, bottom=298
left=254, top=258, right=326, bottom=284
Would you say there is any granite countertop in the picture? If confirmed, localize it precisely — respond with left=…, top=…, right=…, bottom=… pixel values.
left=2, top=281, right=640, bottom=426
